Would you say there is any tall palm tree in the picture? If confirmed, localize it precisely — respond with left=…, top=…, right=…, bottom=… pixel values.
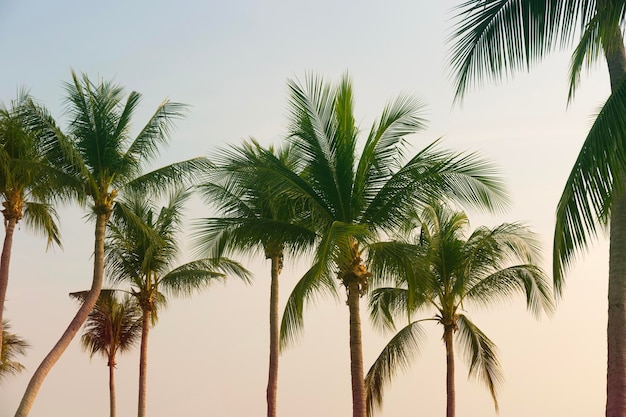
left=0, top=91, right=65, bottom=351
left=448, top=3, right=626, bottom=415
left=365, top=203, right=553, bottom=417
left=106, top=189, right=250, bottom=417
left=70, top=290, right=142, bottom=417
left=15, top=72, right=209, bottom=417
left=0, top=320, right=29, bottom=383
left=193, top=139, right=316, bottom=417
left=276, top=73, right=508, bottom=417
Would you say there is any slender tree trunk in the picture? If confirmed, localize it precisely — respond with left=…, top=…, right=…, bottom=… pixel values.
left=443, top=325, right=456, bottom=417
left=0, top=216, right=18, bottom=354
left=109, top=358, right=117, bottom=417
left=138, top=309, right=150, bottom=417
left=347, top=282, right=366, bottom=417
left=603, top=21, right=626, bottom=417
left=15, top=211, right=109, bottom=417
left=266, top=255, right=281, bottom=417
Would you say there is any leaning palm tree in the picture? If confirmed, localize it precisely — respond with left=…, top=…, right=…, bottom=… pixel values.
left=276, top=73, right=508, bottom=417
left=70, top=290, right=142, bottom=417
left=106, top=189, right=250, bottom=417
left=0, top=320, right=29, bottom=383
left=193, top=139, right=316, bottom=417
left=0, top=91, right=65, bottom=351
left=365, top=203, right=553, bottom=417
left=15, top=72, right=209, bottom=417
left=448, top=3, right=626, bottom=415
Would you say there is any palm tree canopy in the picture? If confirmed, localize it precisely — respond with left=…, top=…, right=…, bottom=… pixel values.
left=193, top=139, right=317, bottom=260
left=0, top=90, right=68, bottom=246
left=365, top=202, right=553, bottom=415
left=70, top=290, right=142, bottom=363
left=0, top=320, right=30, bottom=382
left=105, top=189, right=251, bottom=324
left=278, top=73, right=509, bottom=346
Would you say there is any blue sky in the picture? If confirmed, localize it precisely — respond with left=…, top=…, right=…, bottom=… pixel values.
left=0, top=1, right=612, bottom=416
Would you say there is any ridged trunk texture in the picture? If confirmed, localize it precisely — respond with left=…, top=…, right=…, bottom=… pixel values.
left=0, top=216, right=17, bottom=353
left=138, top=309, right=151, bottom=417
left=604, top=21, right=626, bottom=417
left=109, top=358, right=117, bottom=417
left=15, top=211, right=108, bottom=417
left=266, top=255, right=281, bottom=417
left=444, top=326, right=456, bottom=417
left=347, top=281, right=366, bottom=417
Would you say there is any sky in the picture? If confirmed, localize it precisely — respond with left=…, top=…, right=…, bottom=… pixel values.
left=0, top=1, right=614, bottom=416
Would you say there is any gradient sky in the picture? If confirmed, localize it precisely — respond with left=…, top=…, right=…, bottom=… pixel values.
left=0, top=1, right=612, bottom=416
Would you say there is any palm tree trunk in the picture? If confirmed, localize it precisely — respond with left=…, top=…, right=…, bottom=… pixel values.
left=0, top=216, right=17, bottom=355
left=443, top=325, right=455, bottom=417
left=15, top=211, right=108, bottom=417
left=602, top=20, right=626, bottom=417
left=138, top=309, right=150, bottom=417
left=109, top=358, right=117, bottom=417
left=347, top=281, right=366, bottom=417
left=266, top=255, right=281, bottom=417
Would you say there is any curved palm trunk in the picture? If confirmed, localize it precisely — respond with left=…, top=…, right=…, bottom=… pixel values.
left=15, top=211, right=109, bottom=417
left=138, top=309, right=150, bottom=417
left=347, top=281, right=366, bottom=417
left=109, top=357, right=117, bottom=417
left=603, top=21, right=626, bottom=417
left=266, top=254, right=282, bottom=417
left=443, top=325, right=455, bottom=417
left=0, top=216, right=18, bottom=354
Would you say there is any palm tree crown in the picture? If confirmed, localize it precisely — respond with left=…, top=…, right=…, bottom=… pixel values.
left=365, top=202, right=553, bottom=417
left=0, top=320, right=29, bottom=383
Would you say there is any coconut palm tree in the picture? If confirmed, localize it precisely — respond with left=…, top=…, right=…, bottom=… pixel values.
left=70, top=290, right=142, bottom=417
left=106, top=189, right=250, bottom=417
left=276, top=73, right=508, bottom=417
left=15, top=72, right=209, bottom=417
left=364, top=202, right=553, bottom=417
left=0, top=91, right=66, bottom=351
left=448, top=3, right=626, bottom=415
left=193, top=139, right=316, bottom=417
left=0, top=320, right=29, bottom=383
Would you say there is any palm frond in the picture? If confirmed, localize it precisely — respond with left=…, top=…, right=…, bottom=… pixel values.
left=449, top=0, right=591, bottom=99
left=365, top=320, right=425, bottom=417
left=160, top=258, right=251, bottom=296
left=553, top=75, right=626, bottom=294
left=22, top=201, right=62, bottom=248
left=456, top=314, right=503, bottom=411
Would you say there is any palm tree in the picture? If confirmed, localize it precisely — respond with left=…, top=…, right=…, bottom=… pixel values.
left=448, top=3, right=626, bottom=415
left=15, top=72, right=208, bottom=417
left=0, top=320, right=29, bottom=382
left=70, top=290, right=142, bottom=417
left=193, top=139, right=316, bottom=417
left=365, top=203, right=553, bottom=417
left=0, top=91, right=65, bottom=351
left=106, top=189, right=250, bottom=417
left=276, top=73, right=508, bottom=417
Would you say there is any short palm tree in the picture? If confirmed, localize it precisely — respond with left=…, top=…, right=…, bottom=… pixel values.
left=106, top=189, right=250, bottom=417
left=0, top=320, right=29, bottom=383
left=0, top=91, right=65, bottom=351
left=449, top=4, right=626, bottom=415
left=276, top=73, right=508, bottom=417
left=193, top=139, right=316, bottom=417
left=16, top=72, right=208, bottom=417
left=70, top=290, right=142, bottom=417
left=365, top=203, right=553, bottom=417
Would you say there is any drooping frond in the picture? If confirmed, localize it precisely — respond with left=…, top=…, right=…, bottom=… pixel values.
left=456, top=314, right=503, bottom=411
left=553, top=76, right=626, bottom=294
left=449, top=0, right=594, bottom=99
left=159, top=258, right=251, bottom=296
left=365, top=320, right=425, bottom=416
left=22, top=201, right=61, bottom=248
